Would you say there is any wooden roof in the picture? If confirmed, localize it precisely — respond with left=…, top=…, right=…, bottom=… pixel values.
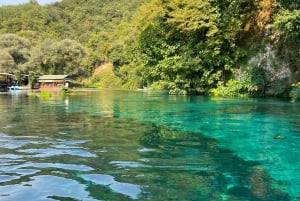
left=39, top=75, right=68, bottom=82
left=0, top=73, right=14, bottom=76
left=38, top=75, right=70, bottom=83
left=38, top=75, right=69, bottom=80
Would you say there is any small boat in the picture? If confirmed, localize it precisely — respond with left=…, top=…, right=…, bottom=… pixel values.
left=8, top=86, right=30, bottom=91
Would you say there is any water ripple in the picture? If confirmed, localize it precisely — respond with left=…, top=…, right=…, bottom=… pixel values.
left=22, top=162, right=94, bottom=172
left=0, top=175, right=97, bottom=201
left=109, top=161, right=150, bottom=168
left=81, top=174, right=142, bottom=199
left=0, top=175, right=19, bottom=183
left=18, top=148, right=97, bottom=158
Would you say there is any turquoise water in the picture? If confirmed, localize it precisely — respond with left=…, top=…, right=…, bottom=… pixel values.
left=0, top=89, right=299, bottom=200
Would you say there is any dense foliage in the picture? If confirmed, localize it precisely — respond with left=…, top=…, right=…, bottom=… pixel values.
left=0, top=0, right=299, bottom=97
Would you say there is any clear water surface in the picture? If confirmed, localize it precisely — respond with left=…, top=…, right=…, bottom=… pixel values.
left=0, top=89, right=299, bottom=201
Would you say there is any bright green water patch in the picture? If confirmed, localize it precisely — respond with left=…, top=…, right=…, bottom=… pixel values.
left=0, top=90, right=298, bottom=200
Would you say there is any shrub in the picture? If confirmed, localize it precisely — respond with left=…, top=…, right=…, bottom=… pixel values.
left=39, top=91, right=52, bottom=100
left=289, top=83, right=300, bottom=102
left=210, top=79, right=246, bottom=97
left=242, top=66, right=267, bottom=97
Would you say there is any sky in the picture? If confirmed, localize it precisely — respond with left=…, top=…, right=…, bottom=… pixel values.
left=0, top=0, right=61, bottom=6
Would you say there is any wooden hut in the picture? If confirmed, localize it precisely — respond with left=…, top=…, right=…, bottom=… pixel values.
left=38, top=75, right=71, bottom=90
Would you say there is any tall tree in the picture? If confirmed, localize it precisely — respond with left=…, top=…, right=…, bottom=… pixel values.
left=272, top=5, right=300, bottom=82
left=125, top=0, right=247, bottom=94
left=0, top=50, right=15, bottom=73
left=28, top=38, right=86, bottom=76
left=0, top=34, right=31, bottom=72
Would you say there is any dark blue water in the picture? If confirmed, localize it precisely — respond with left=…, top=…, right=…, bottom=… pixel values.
left=0, top=89, right=299, bottom=200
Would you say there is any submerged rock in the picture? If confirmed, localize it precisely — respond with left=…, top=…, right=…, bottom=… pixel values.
left=273, top=135, right=285, bottom=140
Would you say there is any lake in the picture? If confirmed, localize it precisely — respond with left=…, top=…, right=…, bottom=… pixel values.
left=0, top=89, right=299, bottom=201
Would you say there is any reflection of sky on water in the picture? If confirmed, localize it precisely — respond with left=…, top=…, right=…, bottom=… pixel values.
left=18, top=147, right=97, bottom=158
left=0, top=132, right=97, bottom=158
left=81, top=174, right=142, bottom=199
left=0, top=130, right=142, bottom=200
left=0, top=175, right=96, bottom=201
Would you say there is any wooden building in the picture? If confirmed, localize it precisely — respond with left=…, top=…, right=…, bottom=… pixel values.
left=38, top=75, right=71, bottom=90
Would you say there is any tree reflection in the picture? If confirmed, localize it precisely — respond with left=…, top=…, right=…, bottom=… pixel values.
left=138, top=125, right=290, bottom=200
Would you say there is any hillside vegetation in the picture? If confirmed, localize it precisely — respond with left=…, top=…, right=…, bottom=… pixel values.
left=0, top=0, right=299, bottom=98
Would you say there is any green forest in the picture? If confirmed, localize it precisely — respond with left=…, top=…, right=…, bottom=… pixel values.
left=0, top=0, right=299, bottom=98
